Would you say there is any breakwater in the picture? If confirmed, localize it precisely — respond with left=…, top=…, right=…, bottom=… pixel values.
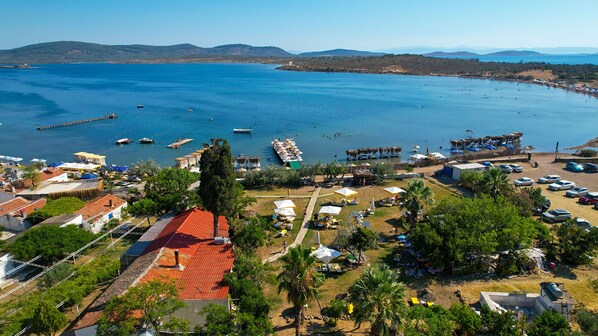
left=36, top=113, right=117, bottom=130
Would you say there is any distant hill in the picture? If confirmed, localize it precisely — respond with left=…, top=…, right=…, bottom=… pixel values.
left=0, top=41, right=291, bottom=63
left=299, top=49, right=385, bottom=57
left=424, top=51, right=480, bottom=57
left=485, top=50, right=542, bottom=57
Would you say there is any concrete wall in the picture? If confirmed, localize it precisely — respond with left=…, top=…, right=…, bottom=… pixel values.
left=73, top=325, right=97, bottom=336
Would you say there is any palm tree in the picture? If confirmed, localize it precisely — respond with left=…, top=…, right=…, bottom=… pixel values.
left=277, top=246, right=325, bottom=336
left=349, top=264, right=406, bottom=336
left=477, top=167, right=512, bottom=199
left=399, top=179, right=433, bottom=226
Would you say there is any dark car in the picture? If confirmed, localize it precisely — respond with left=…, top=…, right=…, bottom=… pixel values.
left=583, top=163, right=598, bottom=173
left=579, top=192, right=598, bottom=205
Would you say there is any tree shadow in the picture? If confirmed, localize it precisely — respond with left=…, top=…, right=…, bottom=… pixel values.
left=552, top=264, right=578, bottom=280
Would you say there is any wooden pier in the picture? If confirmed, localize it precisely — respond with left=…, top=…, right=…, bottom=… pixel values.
left=346, top=146, right=402, bottom=161
left=36, top=113, right=117, bottom=130
left=167, top=138, right=194, bottom=149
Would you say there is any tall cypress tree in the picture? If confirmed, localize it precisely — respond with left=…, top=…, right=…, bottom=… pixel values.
left=199, top=138, right=236, bottom=238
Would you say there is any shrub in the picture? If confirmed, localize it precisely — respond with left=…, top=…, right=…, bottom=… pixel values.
left=578, top=149, right=597, bottom=157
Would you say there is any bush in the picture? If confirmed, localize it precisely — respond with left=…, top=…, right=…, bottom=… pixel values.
left=28, top=197, right=86, bottom=224
left=40, top=263, right=74, bottom=288
left=578, top=149, right=597, bottom=157
left=322, top=299, right=348, bottom=319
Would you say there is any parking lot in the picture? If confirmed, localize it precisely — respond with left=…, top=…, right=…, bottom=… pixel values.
left=497, top=153, right=598, bottom=223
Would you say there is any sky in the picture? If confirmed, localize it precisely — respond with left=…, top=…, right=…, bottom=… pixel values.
left=1, top=0, right=597, bottom=52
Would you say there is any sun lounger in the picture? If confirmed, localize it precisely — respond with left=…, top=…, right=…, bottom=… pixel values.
left=411, top=297, right=419, bottom=306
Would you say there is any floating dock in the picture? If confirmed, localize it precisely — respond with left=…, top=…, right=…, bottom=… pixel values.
left=272, top=139, right=303, bottom=168
left=36, top=113, right=117, bottom=131
left=346, top=146, right=402, bottom=161
left=450, top=132, right=523, bottom=150
left=167, top=138, right=194, bottom=149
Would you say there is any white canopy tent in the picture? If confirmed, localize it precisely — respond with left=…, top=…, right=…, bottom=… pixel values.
left=383, top=186, right=406, bottom=194
left=274, top=200, right=296, bottom=208
left=311, top=245, right=342, bottom=264
left=274, top=207, right=296, bottom=216
left=334, top=187, right=357, bottom=197
left=410, top=153, right=427, bottom=161
left=319, top=206, right=342, bottom=216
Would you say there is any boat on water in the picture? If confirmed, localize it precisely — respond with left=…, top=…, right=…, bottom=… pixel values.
left=139, top=138, right=155, bottom=144
left=233, top=128, right=253, bottom=134
left=115, top=138, right=134, bottom=145
left=137, top=105, right=144, bottom=108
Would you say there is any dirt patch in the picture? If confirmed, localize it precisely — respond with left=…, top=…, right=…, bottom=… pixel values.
left=518, top=69, right=557, bottom=80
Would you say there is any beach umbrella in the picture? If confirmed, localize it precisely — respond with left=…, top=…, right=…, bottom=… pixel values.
left=30, top=158, right=39, bottom=163
left=316, top=231, right=321, bottom=245
left=450, top=149, right=464, bottom=155
left=468, top=147, right=481, bottom=152
left=311, top=245, right=341, bottom=264
left=370, top=198, right=375, bottom=211
left=410, top=153, right=427, bottom=161
left=504, top=144, right=515, bottom=149
left=384, top=186, right=406, bottom=194
left=274, top=200, right=296, bottom=208
left=274, top=207, right=296, bottom=216
left=429, top=152, right=446, bottom=159
left=334, top=187, right=357, bottom=197
left=319, top=206, right=342, bottom=215
left=12, top=157, right=23, bottom=162
left=80, top=173, right=98, bottom=179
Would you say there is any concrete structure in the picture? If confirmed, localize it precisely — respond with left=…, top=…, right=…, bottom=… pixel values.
left=73, top=152, right=106, bottom=166
left=39, top=214, right=83, bottom=227
left=0, top=197, right=47, bottom=231
left=75, top=195, right=127, bottom=233
left=38, top=168, right=69, bottom=183
left=444, top=162, right=487, bottom=181
left=480, top=282, right=576, bottom=322
left=72, top=208, right=234, bottom=335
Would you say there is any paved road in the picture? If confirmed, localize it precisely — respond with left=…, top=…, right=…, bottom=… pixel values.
left=264, top=187, right=321, bottom=263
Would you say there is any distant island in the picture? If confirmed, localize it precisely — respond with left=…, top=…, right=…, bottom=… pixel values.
left=424, top=50, right=542, bottom=57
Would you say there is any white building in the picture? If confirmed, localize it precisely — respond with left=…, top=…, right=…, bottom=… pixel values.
left=74, top=195, right=127, bottom=233
left=445, top=163, right=487, bottom=181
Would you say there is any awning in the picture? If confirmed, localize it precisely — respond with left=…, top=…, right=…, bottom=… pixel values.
left=334, top=187, right=357, bottom=197
left=288, top=161, right=302, bottom=170
left=384, top=186, right=406, bottom=194
left=274, top=208, right=296, bottom=216
left=319, top=206, right=342, bottom=215
left=274, top=200, right=296, bottom=208
left=311, top=245, right=342, bottom=264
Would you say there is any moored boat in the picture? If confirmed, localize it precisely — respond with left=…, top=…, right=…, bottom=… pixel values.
left=137, top=105, right=144, bottom=108
left=139, top=137, right=155, bottom=144
left=115, top=138, right=134, bottom=145
left=233, top=128, right=253, bottom=134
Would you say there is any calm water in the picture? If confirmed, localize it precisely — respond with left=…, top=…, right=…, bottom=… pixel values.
left=429, top=54, right=598, bottom=65
left=0, top=63, right=597, bottom=167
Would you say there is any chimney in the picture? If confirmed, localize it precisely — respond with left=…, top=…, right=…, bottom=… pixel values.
left=108, top=199, right=113, bottom=208
left=174, top=250, right=184, bottom=270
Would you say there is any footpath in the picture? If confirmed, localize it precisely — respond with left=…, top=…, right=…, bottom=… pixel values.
left=263, top=187, right=321, bottom=263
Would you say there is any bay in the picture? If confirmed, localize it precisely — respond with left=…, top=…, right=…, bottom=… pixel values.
left=0, top=63, right=597, bottom=167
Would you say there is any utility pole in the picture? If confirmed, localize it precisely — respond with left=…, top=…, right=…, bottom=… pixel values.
left=554, top=141, right=559, bottom=162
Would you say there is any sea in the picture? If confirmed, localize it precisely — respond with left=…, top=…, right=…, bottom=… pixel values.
left=1, top=63, right=597, bottom=167
left=427, top=54, right=598, bottom=65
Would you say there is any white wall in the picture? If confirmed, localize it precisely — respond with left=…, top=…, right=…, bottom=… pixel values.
left=86, top=204, right=127, bottom=234
left=0, top=254, right=15, bottom=282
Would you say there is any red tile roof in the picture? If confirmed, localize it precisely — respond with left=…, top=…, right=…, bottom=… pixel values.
left=75, top=194, right=127, bottom=222
left=0, top=197, right=46, bottom=217
left=139, top=208, right=234, bottom=300
left=38, top=168, right=67, bottom=182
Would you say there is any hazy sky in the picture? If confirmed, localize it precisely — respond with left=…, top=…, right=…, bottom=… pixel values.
left=1, top=0, right=597, bottom=51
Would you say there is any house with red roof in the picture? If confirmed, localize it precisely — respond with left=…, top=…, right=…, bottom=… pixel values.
left=72, top=208, right=234, bottom=336
left=0, top=196, right=46, bottom=231
left=75, top=194, right=127, bottom=233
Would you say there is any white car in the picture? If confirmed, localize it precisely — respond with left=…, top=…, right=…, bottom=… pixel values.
left=498, top=164, right=513, bottom=173
left=514, top=177, right=534, bottom=187
left=508, top=164, right=523, bottom=173
left=548, top=180, right=575, bottom=191
left=538, top=175, right=561, bottom=184
left=566, top=186, right=589, bottom=197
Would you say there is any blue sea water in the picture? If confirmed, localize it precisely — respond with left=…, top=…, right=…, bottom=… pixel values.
left=0, top=63, right=597, bottom=167
left=429, top=54, right=598, bottom=65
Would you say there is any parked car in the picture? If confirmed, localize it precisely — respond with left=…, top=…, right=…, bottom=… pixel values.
left=508, top=164, right=523, bottom=173
left=575, top=218, right=593, bottom=231
left=566, top=162, right=584, bottom=172
left=514, top=177, right=534, bottom=187
left=583, top=163, right=598, bottom=173
left=498, top=164, right=513, bottom=173
left=538, top=175, right=561, bottom=184
left=548, top=180, right=575, bottom=191
left=541, top=209, right=572, bottom=223
left=579, top=192, right=598, bottom=205
left=566, top=187, right=589, bottom=197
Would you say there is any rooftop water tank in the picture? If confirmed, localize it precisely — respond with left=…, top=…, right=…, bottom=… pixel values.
left=547, top=282, right=563, bottom=298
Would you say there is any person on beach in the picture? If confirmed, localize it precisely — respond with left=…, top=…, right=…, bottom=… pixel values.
left=282, top=240, right=287, bottom=252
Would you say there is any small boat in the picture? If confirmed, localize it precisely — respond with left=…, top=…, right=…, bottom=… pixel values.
left=137, top=105, right=144, bottom=108
left=208, top=117, right=214, bottom=121
left=233, top=128, right=253, bottom=134
left=115, top=138, right=134, bottom=145
left=139, top=138, right=155, bottom=144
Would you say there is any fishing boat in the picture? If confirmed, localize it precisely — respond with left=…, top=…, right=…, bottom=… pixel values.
left=139, top=138, right=155, bottom=144
left=115, top=138, right=134, bottom=145
left=137, top=105, right=144, bottom=109
left=233, top=128, right=253, bottom=134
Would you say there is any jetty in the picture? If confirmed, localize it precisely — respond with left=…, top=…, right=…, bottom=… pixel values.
left=450, top=132, right=523, bottom=150
left=36, top=113, right=117, bottom=131
left=346, top=146, right=402, bottom=161
left=233, top=156, right=261, bottom=173
left=167, top=138, right=193, bottom=149
left=272, top=138, right=303, bottom=168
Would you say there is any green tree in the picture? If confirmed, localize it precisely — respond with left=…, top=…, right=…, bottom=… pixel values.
left=199, top=139, right=238, bottom=238
left=480, top=305, right=519, bottom=336
left=199, top=304, right=235, bottom=336
left=458, top=170, right=483, bottom=191
left=399, top=179, right=433, bottom=226
left=448, top=303, right=482, bottom=336
left=128, top=198, right=158, bottom=224
left=349, top=264, right=406, bottom=336
left=130, top=159, right=161, bottom=177
left=27, top=197, right=86, bottom=224
left=277, top=246, right=325, bottom=336
left=371, top=162, right=394, bottom=183
left=231, top=221, right=266, bottom=255
left=555, top=221, right=598, bottom=265
left=323, top=161, right=347, bottom=182
left=477, top=167, right=512, bottom=199
left=522, top=187, right=548, bottom=210
left=30, top=300, right=67, bottom=336
left=348, top=227, right=378, bottom=263
left=8, top=225, right=97, bottom=263
left=97, top=279, right=188, bottom=336
left=527, top=310, right=569, bottom=336
left=40, top=263, right=74, bottom=288
left=21, top=165, right=40, bottom=189
left=144, top=167, right=199, bottom=215
left=404, top=305, right=455, bottom=336
left=575, top=308, right=598, bottom=336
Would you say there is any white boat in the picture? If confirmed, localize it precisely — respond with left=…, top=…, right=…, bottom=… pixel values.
left=115, top=138, right=133, bottom=145
left=233, top=128, right=253, bottom=134
left=139, top=138, right=155, bottom=144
